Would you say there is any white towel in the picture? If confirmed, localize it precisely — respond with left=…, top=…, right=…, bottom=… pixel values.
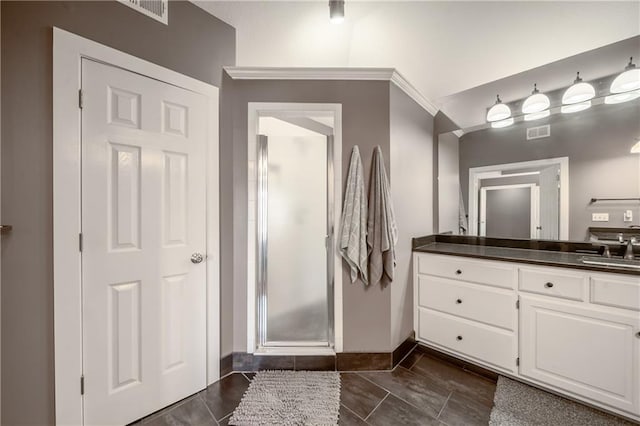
left=339, top=146, right=369, bottom=284
left=367, top=146, right=398, bottom=286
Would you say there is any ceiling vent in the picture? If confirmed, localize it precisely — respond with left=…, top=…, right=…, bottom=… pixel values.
left=526, top=124, right=551, bottom=141
left=117, top=0, right=168, bottom=25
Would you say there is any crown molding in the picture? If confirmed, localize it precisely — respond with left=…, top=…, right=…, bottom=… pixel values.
left=224, top=66, right=439, bottom=116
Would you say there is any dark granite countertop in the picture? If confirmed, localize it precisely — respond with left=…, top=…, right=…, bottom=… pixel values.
left=412, top=235, right=640, bottom=276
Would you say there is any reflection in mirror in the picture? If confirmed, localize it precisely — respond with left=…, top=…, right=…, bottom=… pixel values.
left=436, top=36, right=640, bottom=242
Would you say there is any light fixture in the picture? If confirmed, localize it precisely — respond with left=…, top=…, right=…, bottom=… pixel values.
left=486, top=95, right=511, bottom=122
left=329, top=0, right=345, bottom=23
left=610, top=57, right=640, bottom=94
left=561, top=100, right=591, bottom=114
left=605, top=89, right=640, bottom=105
left=524, top=110, right=550, bottom=121
left=562, top=72, right=595, bottom=105
left=491, top=117, right=514, bottom=128
left=631, top=138, right=640, bottom=154
left=522, top=84, right=550, bottom=114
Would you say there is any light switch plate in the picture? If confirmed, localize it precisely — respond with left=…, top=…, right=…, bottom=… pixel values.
left=624, top=210, right=633, bottom=222
left=592, top=213, right=609, bottom=222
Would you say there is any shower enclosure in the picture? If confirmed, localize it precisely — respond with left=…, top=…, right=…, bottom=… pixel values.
left=255, top=114, right=335, bottom=351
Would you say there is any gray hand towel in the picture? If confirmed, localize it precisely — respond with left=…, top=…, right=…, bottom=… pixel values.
left=339, top=146, right=369, bottom=284
left=367, top=146, right=398, bottom=286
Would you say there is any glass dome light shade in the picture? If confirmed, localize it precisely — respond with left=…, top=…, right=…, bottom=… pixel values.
left=562, top=72, right=595, bottom=105
left=610, top=69, right=640, bottom=93
left=562, top=82, right=595, bottom=104
left=605, top=90, right=640, bottom=105
left=491, top=117, right=514, bottom=128
left=561, top=100, right=591, bottom=114
left=610, top=58, right=640, bottom=94
left=522, top=85, right=550, bottom=114
left=486, top=95, right=511, bottom=122
left=524, top=110, right=550, bottom=121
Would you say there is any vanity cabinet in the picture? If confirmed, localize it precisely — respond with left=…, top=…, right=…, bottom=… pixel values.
left=413, top=252, right=640, bottom=421
left=519, top=294, right=639, bottom=416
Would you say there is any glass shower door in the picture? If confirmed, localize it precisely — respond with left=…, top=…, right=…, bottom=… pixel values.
left=257, top=116, right=333, bottom=348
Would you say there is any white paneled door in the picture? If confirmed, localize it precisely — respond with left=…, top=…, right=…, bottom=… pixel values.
left=81, top=59, right=207, bottom=425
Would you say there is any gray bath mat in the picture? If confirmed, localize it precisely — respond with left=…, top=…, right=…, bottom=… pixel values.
left=489, top=376, right=635, bottom=425
left=229, top=370, right=340, bottom=425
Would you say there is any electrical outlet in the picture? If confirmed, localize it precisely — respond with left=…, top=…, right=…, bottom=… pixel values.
left=592, top=213, right=609, bottom=222
left=624, top=210, right=633, bottom=222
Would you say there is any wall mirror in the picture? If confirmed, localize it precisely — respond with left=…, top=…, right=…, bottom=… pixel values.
left=436, top=36, right=640, bottom=242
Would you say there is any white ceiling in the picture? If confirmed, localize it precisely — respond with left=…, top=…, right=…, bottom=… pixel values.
left=194, top=1, right=640, bottom=126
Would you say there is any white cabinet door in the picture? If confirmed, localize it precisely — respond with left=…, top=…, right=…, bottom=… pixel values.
left=520, top=295, right=640, bottom=416
left=82, top=59, right=208, bottom=425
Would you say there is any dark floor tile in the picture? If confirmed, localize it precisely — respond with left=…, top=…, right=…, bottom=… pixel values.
left=393, top=340, right=417, bottom=367
left=217, top=414, right=232, bottom=426
left=463, top=363, right=499, bottom=382
left=340, top=373, right=389, bottom=419
left=242, top=372, right=255, bottom=381
left=338, top=404, right=369, bottom=425
left=438, top=391, right=492, bottom=426
left=411, top=355, right=496, bottom=407
left=252, top=355, right=295, bottom=370
left=399, top=349, right=423, bottom=370
left=337, top=353, right=391, bottom=371
left=366, top=394, right=440, bottom=426
left=360, top=368, right=451, bottom=419
left=295, top=355, right=336, bottom=371
left=144, top=396, right=216, bottom=426
left=200, top=373, right=250, bottom=420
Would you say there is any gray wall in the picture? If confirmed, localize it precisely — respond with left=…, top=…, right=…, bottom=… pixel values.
left=1, top=2, right=235, bottom=424
left=460, top=100, right=640, bottom=241
left=222, top=78, right=393, bottom=354
left=389, top=85, right=434, bottom=348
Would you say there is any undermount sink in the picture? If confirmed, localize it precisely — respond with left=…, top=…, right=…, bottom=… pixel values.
left=581, top=256, right=640, bottom=270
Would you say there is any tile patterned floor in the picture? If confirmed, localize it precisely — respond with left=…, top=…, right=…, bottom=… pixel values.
left=131, top=345, right=497, bottom=425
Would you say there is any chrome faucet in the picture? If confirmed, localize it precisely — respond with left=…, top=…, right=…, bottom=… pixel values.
left=624, top=237, right=637, bottom=260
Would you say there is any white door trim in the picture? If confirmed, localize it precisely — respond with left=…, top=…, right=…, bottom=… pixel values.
left=246, top=102, right=343, bottom=354
left=468, top=157, right=569, bottom=240
left=53, top=28, right=220, bottom=426
left=479, top=184, right=539, bottom=238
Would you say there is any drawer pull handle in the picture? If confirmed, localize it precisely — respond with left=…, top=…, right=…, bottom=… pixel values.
left=544, top=282, right=554, bottom=288
left=455, top=269, right=462, bottom=275
left=456, top=299, right=462, bottom=304
left=456, top=335, right=463, bottom=341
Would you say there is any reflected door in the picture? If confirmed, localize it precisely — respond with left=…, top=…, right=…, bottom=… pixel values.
left=257, top=117, right=332, bottom=347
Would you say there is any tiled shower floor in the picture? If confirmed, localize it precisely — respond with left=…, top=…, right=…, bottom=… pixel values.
left=131, top=345, right=497, bottom=425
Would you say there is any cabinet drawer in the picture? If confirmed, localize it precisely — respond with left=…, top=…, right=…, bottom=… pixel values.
left=416, top=254, right=516, bottom=289
left=591, top=274, right=640, bottom=311
left=417, top=275, right=516, bottom=330
left=519, top=267, right=587, bottom=301
left=418, top=307, right=516, bottom=372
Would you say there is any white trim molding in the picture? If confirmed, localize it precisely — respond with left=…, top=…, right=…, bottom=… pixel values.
left=246, top=102, right=344, bottom=354
left=225, top=67, right=439, bottom=117
left=53, top=28, right=220, bottom=425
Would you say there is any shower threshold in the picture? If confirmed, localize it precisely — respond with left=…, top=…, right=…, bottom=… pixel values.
left=254, top=346, right=336, bottom=356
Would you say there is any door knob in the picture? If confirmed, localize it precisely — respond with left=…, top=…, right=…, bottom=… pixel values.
left=191, top=252, right=204, bottom=264
left=0, top=225, right=12, bottom=233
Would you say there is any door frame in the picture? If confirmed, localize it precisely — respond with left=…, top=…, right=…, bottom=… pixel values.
left=246, top=103, right=343, bottom=354
left=479, top=184, right=540, bottom=238
left=53, top=28, right=220, bottom=425
left=468, top=157, right=569, bottom=239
